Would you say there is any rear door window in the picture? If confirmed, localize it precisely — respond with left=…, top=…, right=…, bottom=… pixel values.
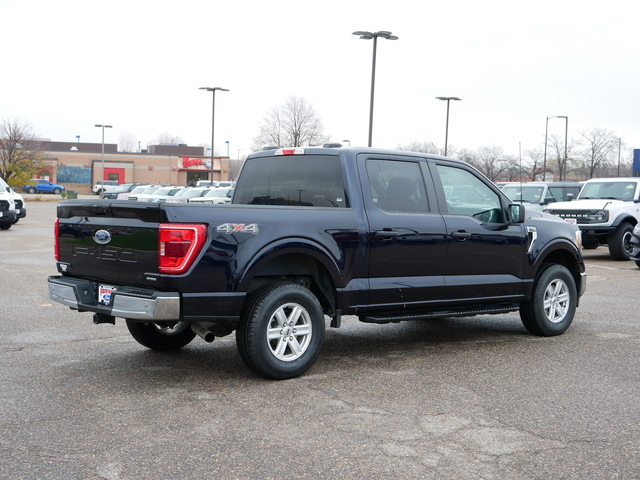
left=365, top=159, right=428, bottom=213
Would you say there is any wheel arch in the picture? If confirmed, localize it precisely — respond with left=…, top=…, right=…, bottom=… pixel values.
left=237, top=239, right=342, bottom=316
left=610, top=214, right=638, bottom=229
left=533, top=242, right=584, bottom=300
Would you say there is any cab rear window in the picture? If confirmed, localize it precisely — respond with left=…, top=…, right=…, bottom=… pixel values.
left=233, top=155, right=348, bottom=207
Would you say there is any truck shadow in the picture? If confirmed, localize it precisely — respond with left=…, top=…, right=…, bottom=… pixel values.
left=71, top=314, right=535, bottom=387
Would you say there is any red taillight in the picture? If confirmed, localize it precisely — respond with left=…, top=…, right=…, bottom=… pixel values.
left=159, top=224, right=208, bottom=274
left=54, top=218, right=60, bottom=261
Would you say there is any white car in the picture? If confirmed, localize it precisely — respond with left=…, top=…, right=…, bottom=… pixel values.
left=189, top=186, right=233, bottom=204
left=135, top=186, right=185, bottom=203
left=120, top=185, right=160, bottom=201
left=0, top=177, right=25, bottom=223
left=92, top=180, right=120, bottom=195
left=165, top=187, right=211, bottom=203
left=0, top=176, right=17, bottom=229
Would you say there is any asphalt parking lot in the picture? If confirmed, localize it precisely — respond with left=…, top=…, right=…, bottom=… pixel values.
left=1, top=201, right=638, bottom=480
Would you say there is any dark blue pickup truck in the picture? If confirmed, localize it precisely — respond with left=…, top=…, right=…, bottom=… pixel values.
left=48, top=146, right=586, bottom=379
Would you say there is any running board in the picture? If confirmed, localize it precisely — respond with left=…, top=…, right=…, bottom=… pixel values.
left=360, top=304, right=520, bottom=324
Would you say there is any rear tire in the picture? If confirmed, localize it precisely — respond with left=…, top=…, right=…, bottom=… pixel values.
left=520, top=264, right=577, bottom=336
left=28, top=187, right=36, bottom=194
left=608, top=223, right=633, bottom=260
left=237, top=283, right=325, bottom=380
left=126, top=320, right=196, bottom=350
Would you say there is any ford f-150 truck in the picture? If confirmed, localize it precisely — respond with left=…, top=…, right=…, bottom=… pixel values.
left=48, top=146, right=586, bottom=379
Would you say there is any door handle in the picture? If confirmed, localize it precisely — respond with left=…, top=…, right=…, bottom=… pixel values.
left=375, top=229, right=399, bottom=238
left=451, top=230, right=472, bottom=241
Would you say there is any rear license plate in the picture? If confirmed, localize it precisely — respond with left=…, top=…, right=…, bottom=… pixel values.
left=98, top=285, right=116, bottom=305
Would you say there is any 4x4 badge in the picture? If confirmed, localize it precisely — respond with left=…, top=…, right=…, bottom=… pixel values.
left=94, top=229, right=112, bottom=244
left=216, top=223, right=259, bottom=235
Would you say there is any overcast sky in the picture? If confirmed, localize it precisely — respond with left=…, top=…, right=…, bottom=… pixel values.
left=2, top=0, right=639, bottom=162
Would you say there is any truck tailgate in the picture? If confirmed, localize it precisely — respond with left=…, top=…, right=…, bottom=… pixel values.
left=56, top=201, right=164, bottom=285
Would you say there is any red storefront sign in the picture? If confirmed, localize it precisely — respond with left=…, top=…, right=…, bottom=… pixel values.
left=181, top=157, right=212, bottom=169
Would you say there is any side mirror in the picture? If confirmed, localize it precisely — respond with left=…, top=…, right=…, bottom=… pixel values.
left=566, top=193, right=574, bottom=201
left=509, top=203, right=525, bottom=224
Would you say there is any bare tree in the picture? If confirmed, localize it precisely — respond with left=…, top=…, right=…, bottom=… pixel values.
left=0, top=116, right=43, bottom=183
left=472, top=145, right=505, bottom=181
left=500, top=155, right=522, bottom=181
left=151, top=132, right=185, bottom=146
left=578, top=127, right=616, bottom=179
left=453, top=147, right=477, bottom=165
left=547, top=133, right=580, bottom=181
left=118, top=131, right=139, bottom=152
left=523, top=147, right=544, bottom=181
left=398, top=140, right=441, bottom=155
left=253, top=96, right=330, bottom=148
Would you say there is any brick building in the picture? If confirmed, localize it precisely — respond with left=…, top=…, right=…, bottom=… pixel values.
left=36, top=141, right=230, bottom=194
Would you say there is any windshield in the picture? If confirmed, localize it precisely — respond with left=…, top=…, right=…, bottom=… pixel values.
left=502, top=185, right=545, bottom=204
left=578, top=181, right=637, bottom=201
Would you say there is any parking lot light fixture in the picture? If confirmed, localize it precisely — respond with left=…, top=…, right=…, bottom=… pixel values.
left=199, top=87, right=229, bottom=182
left=94, top=124, right=112, bottom=197
left=435, top=97, right=461, bottom=156
left=352, top=30, right=398, bottom=147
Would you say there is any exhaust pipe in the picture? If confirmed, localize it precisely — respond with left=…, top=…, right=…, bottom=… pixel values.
left=191, top=322, right=215, bottom=342
left=93, top=313, right=115, bottom=325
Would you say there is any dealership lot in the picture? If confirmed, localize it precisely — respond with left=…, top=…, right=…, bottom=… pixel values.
left=1, top=201, right=638, bottom=479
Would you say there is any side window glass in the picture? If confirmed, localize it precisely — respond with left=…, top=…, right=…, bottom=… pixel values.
left=548, top=186, right=563, bottom=202
left=436, top=164, right=505, bottom=223
left=366, top=159, right=428, bottom=213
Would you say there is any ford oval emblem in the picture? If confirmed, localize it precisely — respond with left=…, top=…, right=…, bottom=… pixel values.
left=94, top=229, right=112, bottom=244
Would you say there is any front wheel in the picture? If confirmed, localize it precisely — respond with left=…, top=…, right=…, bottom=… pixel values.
left=608, top=223, right=634, bottom=260
left=28, top=187, right=36, bottom=194
left=236, top=283, right=325, bottom=380
left=520, top=264, right=577, bottom=336
left=53, top=188, right=62, bottom=194
left=126, top=320, right=196, bottom=350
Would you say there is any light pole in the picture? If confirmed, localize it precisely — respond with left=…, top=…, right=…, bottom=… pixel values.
left=94, top=124, right=112, bottom=196
left=199, top=87, right=229, bottom=182
left=543, top=115, right=567, bottom=181
left=353, top=30, right=398, bottom=147
left=436, top=97, right=461, bottom=156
